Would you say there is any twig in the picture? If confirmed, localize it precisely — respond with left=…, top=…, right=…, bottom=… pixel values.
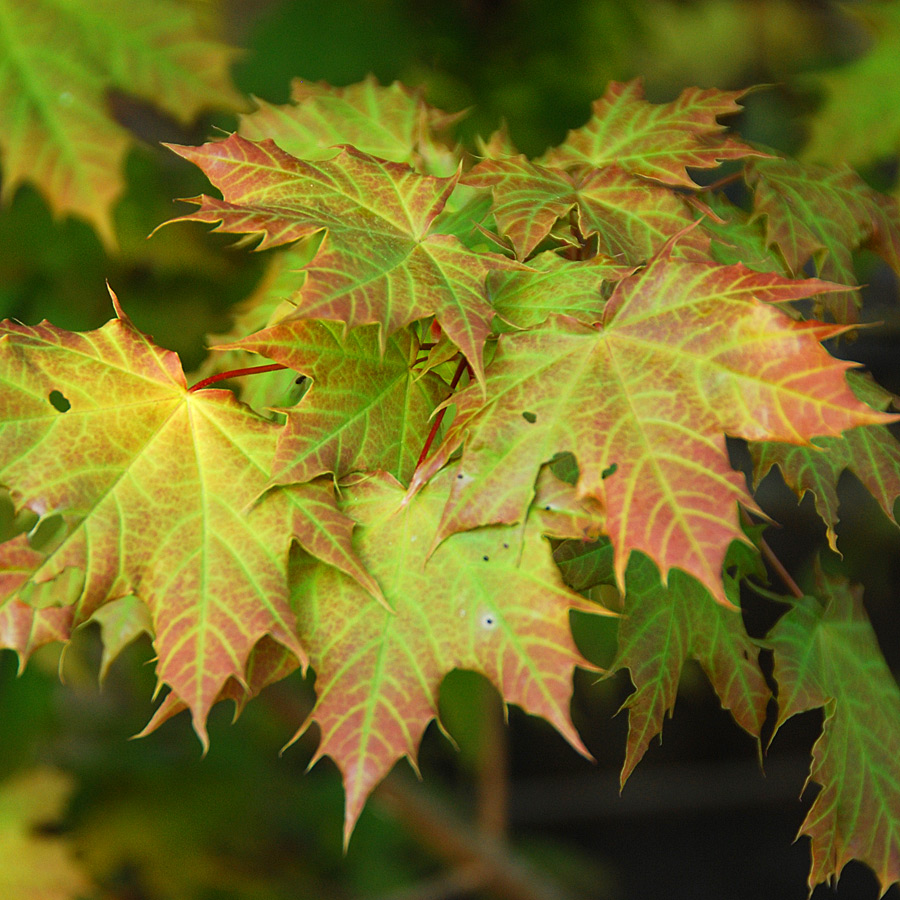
left=414, top=356, right=469, bottom=469
left=376, top=773, right=573, bottom=900
left=740, top=508, right=805, bottom=598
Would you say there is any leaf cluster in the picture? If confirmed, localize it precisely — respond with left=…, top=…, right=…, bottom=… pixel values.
left=2, top=7, right=900, bottom=896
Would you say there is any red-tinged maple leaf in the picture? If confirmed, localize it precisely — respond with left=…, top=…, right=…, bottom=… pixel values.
left=410, top=240, right=896, bottom=604
left=289, top=466, right=608, bottom=844
left=163, top=135, right=520, bottom=388
left=537, top=79, right=768, bottom=185
left=138, top=634, right=302, bottom=739
left=609, top=546, right=769, bottom=783
left=745, top=157, right=900, bottom=323
left=238, top=74, right=462, bottom=175
left=0, top=295, right=382, bottom=746
left=221, top=319, right=448, bottom=486
left=751, top=371, right=900, bottom=552
left=768, top=569, right=900, bottom=893
left=464, top=155, right=710, bottom=262
left=0, top=0, right=245, bottom=247
left=0, top=599, right=73, bottom=669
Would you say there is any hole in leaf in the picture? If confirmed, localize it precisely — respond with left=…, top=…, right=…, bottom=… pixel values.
left=482, top=555, right=489, bottom=562
left=601, top=462, right=618, bottom=479
left=521, top=410, right=537, bottom=423
left=48, top=390, right=70, bottom=412
left=480, top=614, right=497, bottom=630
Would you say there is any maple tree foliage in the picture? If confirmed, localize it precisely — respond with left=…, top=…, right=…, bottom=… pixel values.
left=2, top=72, right=900, bottom=896
left=0, top=0, right=246, bottom=247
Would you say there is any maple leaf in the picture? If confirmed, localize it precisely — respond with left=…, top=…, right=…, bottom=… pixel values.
left=290, top=466, right=608, bottom=844
left=609, top=546, right=769, bottom=783
left=745, top=157, right=900, bottom=322
left=0, top=767, right=94, bottom=899
left=411, top=241, right=895, bottom=604
left=0, top=599, right=73, bottom=668
left=486, top=251, right=628, bottom=329
left=751, top=371, right=900, bottom=552
left=464, top=155, right=710, bottom=262
left=238, top=74, right=462, bottom=175
left=0, top=294, right=382, bottom=746
left=0, top=0, right=245, bottom=246
left=164, top=134, right=519, bottom=387
left=537, top=79, right=767, bottom=185
left=768, top=569, right=900, bottom=893
left=802, top=2, right=900, bottom=170
left=222, top=318, right=448, bottom=486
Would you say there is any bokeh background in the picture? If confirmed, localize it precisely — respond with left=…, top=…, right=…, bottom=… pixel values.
left=1, top=1, right=900, bottom=898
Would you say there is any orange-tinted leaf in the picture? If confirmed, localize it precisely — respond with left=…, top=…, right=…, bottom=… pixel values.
left=465, top=155, right=709, bottom=262
left=291, top=468, right=607, bottom=843
left=411, top=242, right=895, bottom=603
left=539, top=79, right=768, bottom=185
left=165, top=135, right=518, bottom=387
left=0, top=299, right=379, bottom=745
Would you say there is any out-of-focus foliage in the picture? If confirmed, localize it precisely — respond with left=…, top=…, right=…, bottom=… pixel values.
left=1, top=2, right=899, bottom=900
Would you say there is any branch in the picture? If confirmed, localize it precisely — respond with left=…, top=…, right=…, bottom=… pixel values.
left=376, top=773, right=574, bottom=900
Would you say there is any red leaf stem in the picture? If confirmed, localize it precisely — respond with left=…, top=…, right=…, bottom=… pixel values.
left=188, top=363, right=288, bottom=393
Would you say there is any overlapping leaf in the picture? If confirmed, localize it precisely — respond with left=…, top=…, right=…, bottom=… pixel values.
left=239, top=74, right=461, bottom=175
left=165, top=135, right=518, bottom=387
left=609, top=547, right=768, bottom=783
left=537, top=79, right=767, bottom=185
left=411, top=241, right=895, bottom=603
left=0, top=298, right=380, bottom=744
left=751, top=371, right=900, bottom=551
left=290, top=467, right=608, bottom=843
left=0, top=0, right=245, bottom=246
left=464, top=155, right=709, bottom=262
left=768, top=571, right=900, bottom=893
left=223, top=319, right=448, bottom=485
left=746, top=157, right=900, bottom=322
left=486, top=251, right=628, bottom=329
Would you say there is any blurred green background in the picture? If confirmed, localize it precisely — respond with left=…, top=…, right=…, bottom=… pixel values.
left=1, top=1, right=900, bottom=898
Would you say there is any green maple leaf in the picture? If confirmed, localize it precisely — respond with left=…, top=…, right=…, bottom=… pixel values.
left=768, top=569, right=900, bottom=893
left=486, top=251, right=630, bottom=329
left=0, top=296, right=382, bottom=745
left=164, top=134, right=519, bottom=388
left=751, top=371, right=900, bottom=552
left=225, top=319, right=448, bottom=486
left=610, top=546, right=768, bottom=783
left=745, top=157, right=900, bottom=322
left=802, top=2, right=900, bottom=170
left=0, top=0, right=245, bottom=246
left=464, top=155, right=710, bottom=262
left=239, top=73, right=462, bottom=175
left=411, top=241, right=895, bottom=604
left=537, top=79, right=767, bottom=185
left=290, top=466, right=608, bottom=843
